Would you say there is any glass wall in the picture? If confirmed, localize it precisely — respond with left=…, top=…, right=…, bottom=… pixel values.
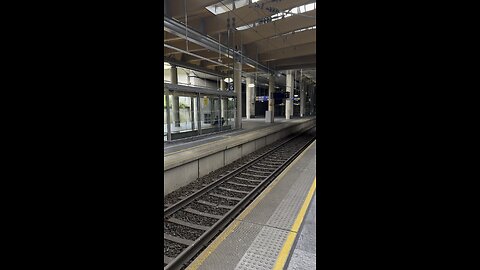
left=165, top=92, right=199, bottom=140
left=164, top=93, right=171, bottom=141
left=226, top=97, right=236, bottom=130
left=164, top=86, right=237, bottom=141
left=199, top=96, right=221, bottom=134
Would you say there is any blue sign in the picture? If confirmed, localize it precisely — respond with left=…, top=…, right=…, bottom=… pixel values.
left=255, top=96, right=269, bottom=102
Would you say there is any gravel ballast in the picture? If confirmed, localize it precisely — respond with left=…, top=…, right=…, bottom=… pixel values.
left=164, top=239, right=188, bottom=258
left=199, top=194, right=240, bottom=207
left=211, top=189, right=247, bottom=199
left=189, top=201, right=230, bottom=215
left=164, top=221, right=205, bottom=240
left=172, top=210, right=219, bottom=227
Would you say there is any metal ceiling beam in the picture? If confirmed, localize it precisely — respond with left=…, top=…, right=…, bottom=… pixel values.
left=164, top=83, right=237, bottom=97
left=275, top=63, right=316, bottom=71
left=164, top=41, right=208, bottom=54
left=250, top=29, right=316, bottom=54
left=164, top=56, right=230, bottom=77
left=164, top=43, right=230, bottom=68
left=269, top=54, right=316, bottom=66
left=164, top=16, right=275, bottom=75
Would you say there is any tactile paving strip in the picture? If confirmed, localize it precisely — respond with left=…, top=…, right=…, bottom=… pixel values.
left=265, top=165, right=315, bottom=230
left=235, top=226, right=290, bottom=270
left=190, top=142, right=316, bottom=270
left=234, top=146, right=316, bottom=269
left=286, top=194, right=316, bottom=270
left=241, top=150, right=316, bottom=227
left=195, top=221, right=263, bottom=270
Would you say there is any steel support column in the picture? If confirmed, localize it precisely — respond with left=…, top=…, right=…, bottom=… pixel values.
left=286, top=70, right=293, bottom=120
left=220, top=78, right=227, bottom=120
left=170, top=65, right=180, bottom=127
left=165, top=89, right=172, bottom=141
left=309, top=84, right=314, bottom=115
left=312, top=84, right=316, bottom=115
left=234, top=61, right=242, bottom=129
left=246, top=76, right=254, bottom=119
left=267, top=74, right=275, bottom=123
left=196, top=92, right=202, bottom=135
left=300, top=78, right=306, bottom=117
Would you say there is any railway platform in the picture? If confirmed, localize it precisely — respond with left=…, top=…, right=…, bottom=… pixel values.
left=164, top=117, right=314, bottom=155
left=185, top=140, right=317, bottom=270
left=164, top=117, right=316, bottom=196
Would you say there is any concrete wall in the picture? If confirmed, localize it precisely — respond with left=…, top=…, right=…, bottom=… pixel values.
left=164, top=160, right=198, bottom=194
left=242, top=141, right=256, bottom=156
left=164, top=118, right=316, bottom=196
left=199, top=151, right=224, bottom=178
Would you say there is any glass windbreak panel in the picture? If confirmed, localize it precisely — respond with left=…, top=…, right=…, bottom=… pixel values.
left=170, top=93, right=198, bottom=140
left=200, top=96, right=220, bottom=133
left=220, top=97, right=232, bottom=131
left=211, top=97, right=221, bottom=131
left=164, top=64, right=171, bottom=83
left=164, top=94, right=173, bottom=141
left=226, top=97, right=236, bottom=130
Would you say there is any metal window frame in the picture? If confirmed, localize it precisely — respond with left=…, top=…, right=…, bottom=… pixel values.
left=164, top=84, right=237, bottom=140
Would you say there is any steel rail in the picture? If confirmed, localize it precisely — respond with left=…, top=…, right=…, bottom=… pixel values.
left=164, top=129, right=316, bottom=270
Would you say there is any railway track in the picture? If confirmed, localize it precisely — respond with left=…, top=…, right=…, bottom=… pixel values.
left=164, top=127, right=316, bottom=269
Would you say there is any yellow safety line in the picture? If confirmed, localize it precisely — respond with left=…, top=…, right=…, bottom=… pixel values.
left=186, top=141, right=316, bottom=270
left=273, top=178, right=316, bottom=270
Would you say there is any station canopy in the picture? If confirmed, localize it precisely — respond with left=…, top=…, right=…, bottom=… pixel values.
left=164, top=0, right=316, bottom=86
